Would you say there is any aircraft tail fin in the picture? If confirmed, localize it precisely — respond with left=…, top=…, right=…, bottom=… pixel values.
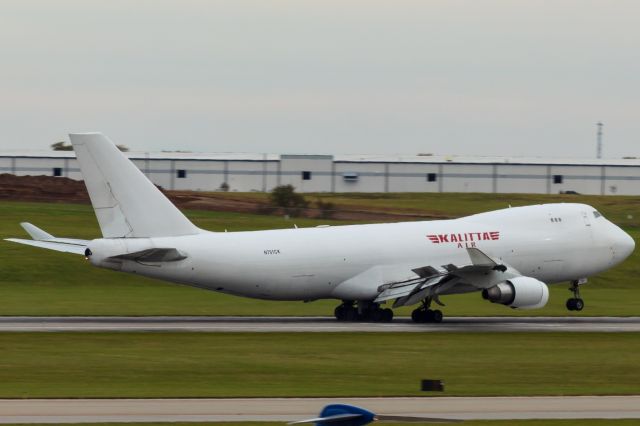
left=69, top=133, right=201, bottom=238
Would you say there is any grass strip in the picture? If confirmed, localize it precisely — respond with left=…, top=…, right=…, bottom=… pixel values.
left=0, top=332, right=638, bottom=398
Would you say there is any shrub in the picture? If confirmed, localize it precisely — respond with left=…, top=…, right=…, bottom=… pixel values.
left=270, top=185, right=308, bottom=216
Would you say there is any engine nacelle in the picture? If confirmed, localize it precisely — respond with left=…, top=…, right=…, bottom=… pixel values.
left=482, top=276, right=549, bottom=309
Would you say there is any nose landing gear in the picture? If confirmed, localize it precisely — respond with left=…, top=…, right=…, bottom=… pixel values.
left=566, top=279, right=586, bottom=311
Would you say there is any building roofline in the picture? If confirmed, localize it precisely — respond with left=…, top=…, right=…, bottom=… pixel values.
left=1, top=150, right=639, bottom=166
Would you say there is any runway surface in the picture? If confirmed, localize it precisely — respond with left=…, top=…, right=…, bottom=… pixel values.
left=0, top=316, right=639, bottom=332
left=1, top=396, right=639, bottom=423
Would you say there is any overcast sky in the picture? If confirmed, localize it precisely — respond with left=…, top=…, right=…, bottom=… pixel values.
left=0, top=1, right=638, bottom=157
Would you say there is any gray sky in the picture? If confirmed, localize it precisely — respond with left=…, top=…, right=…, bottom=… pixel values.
left=1, top=0, right=638, bottom=157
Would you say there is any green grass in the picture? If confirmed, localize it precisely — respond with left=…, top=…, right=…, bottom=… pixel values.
left=212, top=191, right=640, bottom=227
left=329, top=192, right=640, bottom=224
left=0, top=194, right=638, bottom=316
left=0, top=332, right=639, bottom=398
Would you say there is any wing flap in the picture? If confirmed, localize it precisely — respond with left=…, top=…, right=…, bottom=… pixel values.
left=467, top=247, right=498, bottom=266
left=375, top=248, right=510, bottom=307
left=374, top=274, right=445, bottom=303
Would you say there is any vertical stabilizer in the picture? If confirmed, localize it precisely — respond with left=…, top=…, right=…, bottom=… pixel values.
left=69, top=133, right=201, bottom=238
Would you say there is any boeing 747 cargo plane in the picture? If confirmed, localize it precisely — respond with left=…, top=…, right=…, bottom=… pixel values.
left=6, top=133, right=635, bottom=322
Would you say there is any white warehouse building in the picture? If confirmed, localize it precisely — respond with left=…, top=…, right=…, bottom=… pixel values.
left=1, top=150, right=639, bottom=195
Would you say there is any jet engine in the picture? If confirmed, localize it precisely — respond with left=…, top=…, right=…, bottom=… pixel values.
left=482, top=277, right=549, bottom=309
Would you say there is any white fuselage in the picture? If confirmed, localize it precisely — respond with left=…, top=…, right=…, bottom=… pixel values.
left=87, top=203, right=634, bottom=302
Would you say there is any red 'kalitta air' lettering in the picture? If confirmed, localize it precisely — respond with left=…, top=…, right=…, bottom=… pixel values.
left=426, top=231, right=500, bottom=248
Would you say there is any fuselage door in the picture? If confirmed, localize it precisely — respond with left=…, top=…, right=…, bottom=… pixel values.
left=580, top=210, right=594, bottom=244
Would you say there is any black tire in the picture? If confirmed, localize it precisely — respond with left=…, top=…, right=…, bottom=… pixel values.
left=370, top=309, right=383, bottom=322
left=432, top=309, right=443, bottom=323
left=382, top=308, right=394, bottom=322
left=566, top=298, right=576, bottom=311
left=411, top=308, right=423, bottom=323
left=424, top=309, right=435, bottom=322
left=574, top=298, right=584, bottom=311
left=344, top=307, right=358, bottom=322
left=334, top=305, right=345, bottom=321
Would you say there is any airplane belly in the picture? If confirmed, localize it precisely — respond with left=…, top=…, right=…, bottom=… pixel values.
left=185, top=248, right=356, bottom=300
left=256, top=260, right=360, bottom=300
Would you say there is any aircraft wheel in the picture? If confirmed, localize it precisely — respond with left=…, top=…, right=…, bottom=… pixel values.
left=566, top=298, right=574, bottom=311
left=343, top=306, right=358, bottom=322
left=424, top=309, right=435, bottom=322
left=334, top=305, right=345, bottom=321
left=411, top=308, right=424, bottom=323
left=574, top=298, right=584, bottom=311
left=382, top=308, right=394, bottom=322
left=370, top=309, right=383, bottom=322
left=431, top=309, right=443, bottom=323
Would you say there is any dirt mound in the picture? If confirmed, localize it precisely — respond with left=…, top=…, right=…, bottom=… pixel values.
left=0, top=174, right=436, bottom=221
left=0, top=174, right=90, bottom=203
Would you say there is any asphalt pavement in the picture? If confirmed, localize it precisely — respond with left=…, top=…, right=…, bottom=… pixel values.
left=1, top=396, right=639, bottom=423
left=0, top=316, right=638, bottom=332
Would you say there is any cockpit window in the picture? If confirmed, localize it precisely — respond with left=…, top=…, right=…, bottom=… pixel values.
left=593, top=211, right=602, bottom=218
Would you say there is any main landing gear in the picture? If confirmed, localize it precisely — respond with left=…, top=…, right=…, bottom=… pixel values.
left=334, top=301, right=394, bottom=322
left=566, top=279, right=585, bottom=312
left=411, top=297, right=444, bottom=323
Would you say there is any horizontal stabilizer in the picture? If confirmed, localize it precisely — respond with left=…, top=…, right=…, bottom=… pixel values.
left=5, top=238, right=87, bottom=255
left=21, top=222, right=54, bottom=240
left=5, top=223, right=89, bottom=255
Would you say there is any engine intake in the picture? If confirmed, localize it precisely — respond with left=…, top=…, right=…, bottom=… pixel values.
left=482, top=276, right=549, bottom=309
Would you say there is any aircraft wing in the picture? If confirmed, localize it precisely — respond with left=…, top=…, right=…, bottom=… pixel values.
left=4, top=222, right=89, bottom=255
left=374, top=247, right=515, bottom=307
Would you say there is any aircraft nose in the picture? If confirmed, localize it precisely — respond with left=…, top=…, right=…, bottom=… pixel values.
left=612, top=227, right=635, bottom=262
